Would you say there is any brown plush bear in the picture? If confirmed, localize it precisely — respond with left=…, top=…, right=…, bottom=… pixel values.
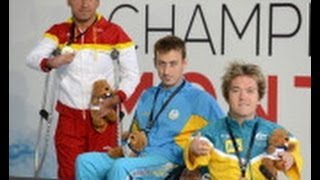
left=90, top=79, right=118, bottom=133
left=260, top=128, right=295, bottom=180
left=108, top=130, right=148, bottom=158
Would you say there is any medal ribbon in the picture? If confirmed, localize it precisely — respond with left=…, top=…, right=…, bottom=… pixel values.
left=67, top=16, right=98, bottom=46
left=225, top=118, right=259, bottom=178
left=144, top=80, right=186, bottom=134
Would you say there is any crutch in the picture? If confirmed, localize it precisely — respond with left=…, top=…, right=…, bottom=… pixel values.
left=110, top=48, right=123, bottom=146
left=34, top=71, right=55, bottom=177
left=34, top=48, right=60, bottom=177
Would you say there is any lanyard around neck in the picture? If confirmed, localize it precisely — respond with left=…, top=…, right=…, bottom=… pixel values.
left=67, top=16, right=98, bottom=46
left=225, top=118, right=259, bottom=178
left=145, top=80, right=186, bottom=134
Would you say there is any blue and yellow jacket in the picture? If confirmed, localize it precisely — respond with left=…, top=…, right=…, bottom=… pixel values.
left=131, top=80, right=224, bottom=165
left=184, top=116, right=303, bottom=180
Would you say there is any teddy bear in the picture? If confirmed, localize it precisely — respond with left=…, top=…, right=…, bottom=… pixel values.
left=90, top=79, right=118, bottom=133
left=108, top=130, right=148, bottom=158
left=259, top=128, right=295, bottom=180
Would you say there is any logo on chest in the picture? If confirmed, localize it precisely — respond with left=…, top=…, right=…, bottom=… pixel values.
left=168, top=109, right=180, bottom=120
left=225, top=138, right=243, bottom=153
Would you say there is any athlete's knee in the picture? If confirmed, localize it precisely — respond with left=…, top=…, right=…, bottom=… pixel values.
left=111, top=158, right=130, bottom=171
left=75, top=152, right=103, bottom=176
left=107, top=158, right=131, bottom=179
left=75, top=153, right=102, bottom=180
left=76, top=153, right=92, bottom=168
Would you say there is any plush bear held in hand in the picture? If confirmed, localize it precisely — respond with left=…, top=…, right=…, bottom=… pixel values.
left=259, top=128, right=295, bottom=179
left=108, top=130, right=148, bottom=158
left=90, top=79, right=117, bottom=133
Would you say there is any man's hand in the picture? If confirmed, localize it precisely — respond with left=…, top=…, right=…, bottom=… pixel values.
left=189, top=133, right=213, bottom=156
left=47, top=53, right=75, bottom=69
left=278, top=151, right=295, bottom=170
left=98, top=95, right=121, bottom=118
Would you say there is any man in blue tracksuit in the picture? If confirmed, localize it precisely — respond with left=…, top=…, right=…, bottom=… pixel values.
left=75, top=35, right=224, bottom=179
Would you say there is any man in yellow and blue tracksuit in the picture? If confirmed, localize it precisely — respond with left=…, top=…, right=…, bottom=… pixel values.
left=184, top=61, right=303, bottom=180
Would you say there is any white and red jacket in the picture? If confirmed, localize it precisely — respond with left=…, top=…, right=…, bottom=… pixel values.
left=26, top=14, right=140, bottom=110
